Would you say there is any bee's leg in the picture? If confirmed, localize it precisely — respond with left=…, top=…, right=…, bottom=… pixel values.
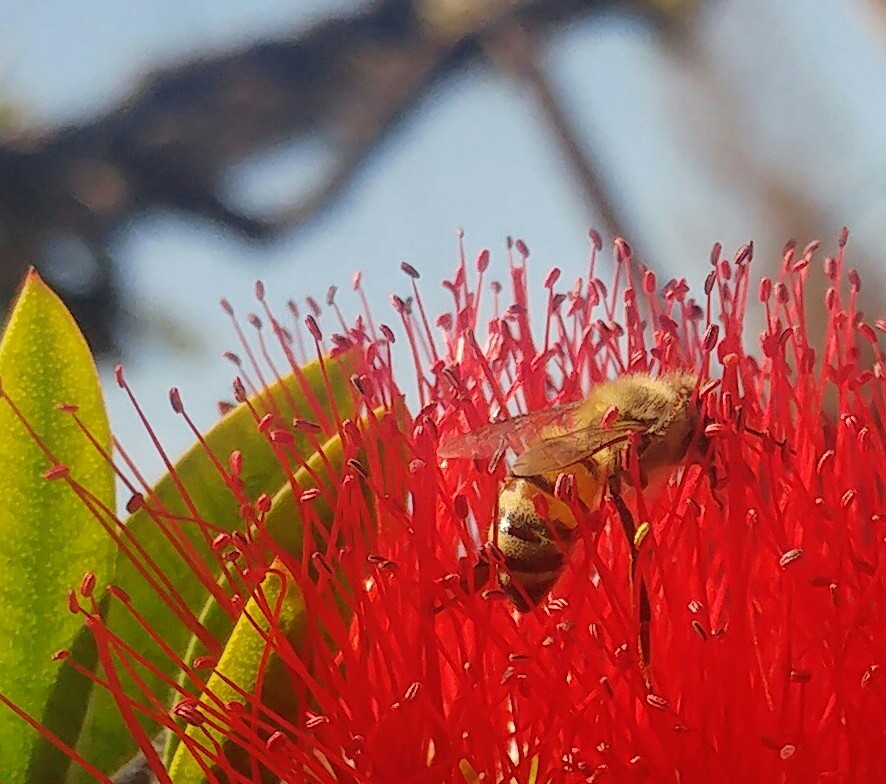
left=607, top=474, right=653, bottom=689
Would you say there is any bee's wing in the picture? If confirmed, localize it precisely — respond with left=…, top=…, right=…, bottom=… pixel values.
left=437, top=401, right=585, bottom=461
left=511, top=420, right=648, bottom=477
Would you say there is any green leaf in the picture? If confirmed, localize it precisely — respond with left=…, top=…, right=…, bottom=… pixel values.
left=71, top=349, right=359, bottom=780
left=162, top=411, right=382, bottom=768
left=0, top=271, right=115, bottom=784
left=168, top=562, right=307, bottom=783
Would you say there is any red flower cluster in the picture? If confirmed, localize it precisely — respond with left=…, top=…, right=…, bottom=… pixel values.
left=25, top=232, right=886, bottom=782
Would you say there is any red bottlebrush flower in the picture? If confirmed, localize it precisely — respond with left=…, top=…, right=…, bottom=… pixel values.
left=17, top=232, right=886, bottom=783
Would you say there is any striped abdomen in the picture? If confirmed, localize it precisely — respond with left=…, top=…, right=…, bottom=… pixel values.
left=493, top=462, right=605, bottom=611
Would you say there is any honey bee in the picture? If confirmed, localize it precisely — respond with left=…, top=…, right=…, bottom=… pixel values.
left=439, top=371, right=708, bottom=680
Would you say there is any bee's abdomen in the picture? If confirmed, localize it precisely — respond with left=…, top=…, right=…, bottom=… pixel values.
left=494, top=479, right=576, bottom=611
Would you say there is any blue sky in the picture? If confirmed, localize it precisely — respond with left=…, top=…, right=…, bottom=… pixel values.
left=4, top=0, right=886, bottom=480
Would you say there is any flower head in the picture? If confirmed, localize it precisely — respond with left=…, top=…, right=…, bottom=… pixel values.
left=19, top=230, right=886, bottom=782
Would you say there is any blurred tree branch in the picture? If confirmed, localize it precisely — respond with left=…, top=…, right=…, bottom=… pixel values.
left=0, top=0, right=694, bottom=352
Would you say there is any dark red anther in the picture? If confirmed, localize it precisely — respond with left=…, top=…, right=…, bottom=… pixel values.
left=57, top=402, right=79, bottom=413
left=342, top=419, right=362, bottom=446
left=704, top=271, right=716, bottom=296
left=532, top=493, right=550, bottom=519
left=306, top=296, right=321, bottom=317
left=305, top=315, right=322, bottom=341
left=114, top=364, right=125, bottom=388
left=646, top=694, right=669, bottom=711
left=775, top=283, right=789, bottom=305
left=293, top=418, right=321, bottom=433
left=347, top=458, right=368, bottom=478
left=824, top=257, right=837, bottom=279
left=256, top=493, right=272, bottom=514
left=643, top=269, right=656, bottom=294
left=305, top=714, right=329, bottom=729
left=476, top=249, right=490, bottom=272
left=779, top=548, right=803, bottom=569
left=453, top=494, right=469, bottom=519
left=838, top=226, right=849, bottom=247
left=257, top=414, right=274, bottom=434
left=168, top=387, right=183, bottom=414
left=172, top=699, right=205, bottom=726
left=403, top=681, right=421, bottom=702
left=44, top=464, right=69, bottom=481
left=223, top=351, right=241, bottom=366
left=758, top=278, right=772, bottom=302
left=614, top=237, right=632, bottom=261
left=710, top=242, right=722, bottom=266
left=391, top=294, right=408, bottom=314
left=270, top=428, right=295, bottom=446
left=825, top=287, right=837, bottom=310
left=126, top=492, right=145, bottom=514
left=319, top=285, right=335, bottom=308
left=734, top=242, right=753, bottom=266
left=79, top=572, right=96, bottom=598
left=212, top=533, right=232, bottom=553
left=400, top=261, right=420, bottom=279
left=230, top=532, right=249, bottom=554
left=379, top=323, right=396, bottom=343
left=232, top=377, right=247, bottom=402
left=67, top=590, right=80, bottom=614
left=515, top=239, right=529, bottom=258
left=544, top=267, right=561, bottom=289
left=253, top=279, right=265, bottom=301
left=51, top=650, right=71, bottom=661
left=702, top=324, right=719, bottom=352
left=352, top=270, right=362, bottom=290
left=192, top=655, right=218, bottom=670
left=300, top=488, right=321, bottom=503
left=436, top=313, right=453, bottom=330
left=848, top=268, right=862, bottom=292
left=107, top=586, right=131, bottom=604
left=311, top=551, right=334, bottom=576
